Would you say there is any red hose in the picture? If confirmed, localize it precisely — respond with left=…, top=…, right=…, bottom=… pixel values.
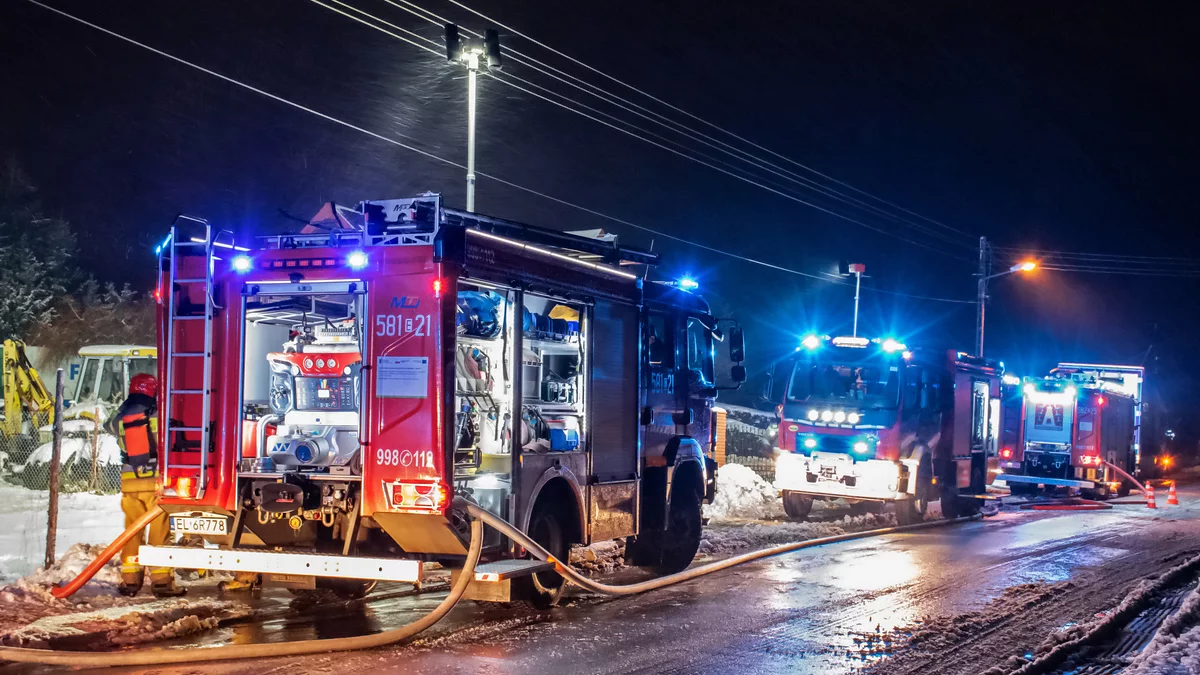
left=50, top=505, right=165, bottom=599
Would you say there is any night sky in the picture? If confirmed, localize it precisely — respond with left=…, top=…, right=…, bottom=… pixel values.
left=2, top=1, right=1197, bottom=448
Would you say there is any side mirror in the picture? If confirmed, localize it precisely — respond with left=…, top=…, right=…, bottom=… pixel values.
left=731, top=365, right=747, bottom=384
left=729, top=327, right=745, bottom=363
left=761, top=371, right=775, bottom=401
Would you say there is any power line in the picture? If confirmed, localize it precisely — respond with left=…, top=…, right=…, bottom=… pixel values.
left=308, top=0, right=975, bottom=260
left=382, top=0, right=975, bottom=249
left=19, top=0, right=976, bottom=306
left=441, top=0, right=972, bottom=239
left=1039, top=266, right=1200, bottom=278
left=996, top=247, right=1200, bottom=265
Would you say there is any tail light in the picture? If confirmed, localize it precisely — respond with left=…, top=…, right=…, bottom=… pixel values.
left=391, top=481, right=449, bottom=513
left=175, top=476, right=195, bottom=498
left=1080, top=455, right=1102, bottom=466
left=432, top=278, right=444, bottom=298
left=1000, top=448, right=1013, bottom=459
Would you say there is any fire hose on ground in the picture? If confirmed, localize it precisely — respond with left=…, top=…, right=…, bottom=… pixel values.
left=0, top=498, right=985, bottom=666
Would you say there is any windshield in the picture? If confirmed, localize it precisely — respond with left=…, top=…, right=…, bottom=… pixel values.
left=787, top=353, right=901, bottom=408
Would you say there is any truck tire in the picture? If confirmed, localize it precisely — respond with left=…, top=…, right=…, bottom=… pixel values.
left=655, top=483, right=703, bottom=574
left=896, top=457, right=932, bottom=526
left=513, top=508, right=567, bottom=609
left=951, top=463, right=985, bottom=517
left=782, top=491, right=814, bottom=520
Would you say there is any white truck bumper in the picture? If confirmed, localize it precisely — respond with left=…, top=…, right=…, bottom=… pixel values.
left=139, top=545, right=424, bottom=583
left=775, top=451, right=912, bottom=501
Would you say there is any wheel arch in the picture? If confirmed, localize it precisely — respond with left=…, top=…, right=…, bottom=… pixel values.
left=522, top=467, right=586, bottom=546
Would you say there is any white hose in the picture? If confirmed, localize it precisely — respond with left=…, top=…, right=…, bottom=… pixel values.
left=463, top=501, right=983, bottom=595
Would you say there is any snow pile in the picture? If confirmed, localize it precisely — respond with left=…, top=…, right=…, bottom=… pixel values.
left=699, top=511, right=896, bottom=555
left=2, top=597, right=247, bottom=648
left=704, top=463, right=783, bottom=522
left=21, top=434, right=122, bottom=469
left=1125, top=579, right=1200, bottom=675
left=0, top=481, right=124, bottom=581
left=0, top=543, right=138, bottom=639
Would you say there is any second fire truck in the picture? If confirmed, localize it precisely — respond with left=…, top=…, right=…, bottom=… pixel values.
left=766, top=335, right=1002, bottom=524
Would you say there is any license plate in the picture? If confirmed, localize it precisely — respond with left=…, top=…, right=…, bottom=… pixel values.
left=171, top=515, right=229, bottom=535
left=819, top=465, right=837, bottom=480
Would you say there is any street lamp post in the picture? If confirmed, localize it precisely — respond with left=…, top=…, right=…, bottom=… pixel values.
left=975, top=235, right=1036, bottom=357
left=445, top=25, right=502, bottom=213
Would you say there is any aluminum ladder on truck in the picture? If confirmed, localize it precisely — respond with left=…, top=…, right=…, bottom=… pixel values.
left=158, top=215, right=229, bottom=500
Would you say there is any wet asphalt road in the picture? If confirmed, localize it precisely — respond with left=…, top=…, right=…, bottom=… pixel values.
left=20, top=483, right=1200, bottom=675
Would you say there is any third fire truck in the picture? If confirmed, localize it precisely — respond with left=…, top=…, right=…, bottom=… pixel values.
left=998, top=373, right=1138, bottom=498
left=766, top=335, right=1002, bottom=524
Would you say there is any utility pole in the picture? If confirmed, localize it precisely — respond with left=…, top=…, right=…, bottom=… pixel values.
left=975, top=236, right=990, bottom=357
left=445, top=25, right=503, bottom=213
left=840, top=262, right=867, bottom=336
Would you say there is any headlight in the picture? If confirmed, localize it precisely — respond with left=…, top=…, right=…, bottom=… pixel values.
left=803, top=437, right=818, bottom=449
left=834, top=411, right=846, bottom=423
left=854, top=441, right=869, bottom=454
left=807, top=409, right=820, bottom=421
left=820, top=410, right=833, bottom=422
left=847, top=412, right=861, bottom=424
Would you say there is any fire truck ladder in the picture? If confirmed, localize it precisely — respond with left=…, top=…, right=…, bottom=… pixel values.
left=159, top=215, right=231, bottom=500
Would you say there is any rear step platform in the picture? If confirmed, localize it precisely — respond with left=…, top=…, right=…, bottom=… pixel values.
left=138, top=545, right=423, bottom=583
left=995, top=473, right=1095, bottom=489
left=472, top=559, right=554, bottom=581
left=453, top=559, right=556, bottom=603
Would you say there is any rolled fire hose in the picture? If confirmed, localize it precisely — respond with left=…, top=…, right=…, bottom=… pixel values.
left=0, top=517, right=484, bottom=666
left=462, top=501, right=984, bottom=596
left=52, top=505, right=167, bottom=599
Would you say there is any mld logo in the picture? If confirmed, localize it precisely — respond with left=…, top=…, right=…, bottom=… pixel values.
left=390, top=296, right=420, bottom=309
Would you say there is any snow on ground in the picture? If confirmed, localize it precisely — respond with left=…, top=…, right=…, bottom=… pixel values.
left=704, top=463, right=784, bottom=521
left=0, top=543, right=141, bottom=640
left=1125, top=579, right=1200, bottom=675
left=3, top=596, right=250, bottom=648
left=0, top=480, right=125, bottom=581
left=860, top=582, right=1071, bottom=670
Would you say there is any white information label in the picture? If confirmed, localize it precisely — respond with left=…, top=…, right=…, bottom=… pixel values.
left=377, top=356, right=429, bottom=398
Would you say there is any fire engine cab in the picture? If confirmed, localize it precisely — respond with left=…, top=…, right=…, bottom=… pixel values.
left=139, top=195, right=745, bottom=606
left=766, top=336, right=1002, bottom=524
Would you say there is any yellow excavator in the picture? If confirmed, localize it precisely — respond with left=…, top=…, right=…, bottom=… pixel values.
left=2, top=338, right=55, bottom=438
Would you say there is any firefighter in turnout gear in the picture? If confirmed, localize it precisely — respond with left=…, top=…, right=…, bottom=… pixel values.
left=104, top=374, right=184, bottom=597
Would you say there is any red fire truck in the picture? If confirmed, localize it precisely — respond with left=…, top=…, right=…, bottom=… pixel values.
left=766, top=336, right=1002, bottom=525
left=998, top=375, right=1137, bottom=498
left=138, top=195, right=745, bottom=606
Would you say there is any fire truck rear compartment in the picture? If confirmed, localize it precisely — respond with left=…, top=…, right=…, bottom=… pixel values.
left=237, top=287, right=366, bottom=548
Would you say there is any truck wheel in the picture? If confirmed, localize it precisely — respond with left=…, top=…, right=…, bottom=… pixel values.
left=1117, top=480, right=1132, bottom=498
left=953, top=464, right=985, bottom=517
left=897, top=457, right=932, bottom=526
left=513, top=509, right=567, bottom=609
left=655, top=485, right=702, bottom=574
left=782, top=491, right=814, bottom=520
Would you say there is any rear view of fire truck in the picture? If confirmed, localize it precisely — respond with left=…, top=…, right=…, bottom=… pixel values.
left=997, top=374, right=1137, bottom=498
left=768, top=337, right=1001, bottom=525
left=140, top=196, right=745, bottom=607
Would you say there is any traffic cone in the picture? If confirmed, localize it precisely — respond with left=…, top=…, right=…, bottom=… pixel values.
left=1146, top=482, right=1157, bottom=509
left=1167, top=483, right=1179, bottom=506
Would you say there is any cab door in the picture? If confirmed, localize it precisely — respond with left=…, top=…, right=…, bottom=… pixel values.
left=640, top=309, right=684, bottom=461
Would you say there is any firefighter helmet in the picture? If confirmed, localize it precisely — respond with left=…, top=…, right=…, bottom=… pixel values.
left=129, top=373, right=157, bottom=397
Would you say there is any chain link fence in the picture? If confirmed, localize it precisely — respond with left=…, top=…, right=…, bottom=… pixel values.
left=1, top=391, right=125, bottom=582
